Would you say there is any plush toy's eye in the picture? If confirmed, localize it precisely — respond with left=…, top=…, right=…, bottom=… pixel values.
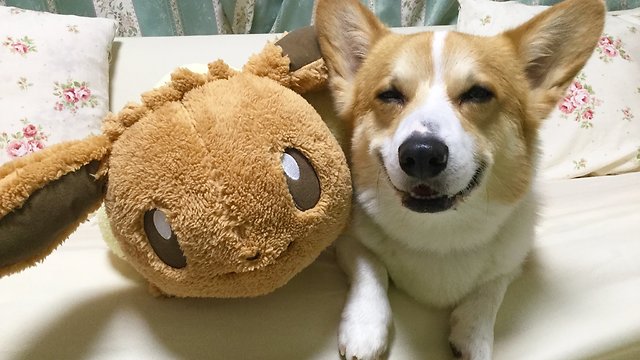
left=282, top=148, right=321, bottom=211
left=143, top=209, right=187, bottom=268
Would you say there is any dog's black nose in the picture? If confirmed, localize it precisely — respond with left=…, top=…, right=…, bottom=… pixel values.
left=398, top=135, right=448, bottom=179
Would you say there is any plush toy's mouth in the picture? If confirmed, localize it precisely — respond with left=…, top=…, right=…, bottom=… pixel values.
left=379, top=157, right=486, bottom=213
left=237, top=240, right=295, bottom=272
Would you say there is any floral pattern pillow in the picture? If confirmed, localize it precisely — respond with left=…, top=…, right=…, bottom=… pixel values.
left=0, top=6, right=116, bottom=165
left=457, top=0, right=640, bottom=179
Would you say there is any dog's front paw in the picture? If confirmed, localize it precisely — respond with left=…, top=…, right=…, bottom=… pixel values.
left=448, top=315, right=492, bottom=360
left=338, top=318, right=389, bottom=360
left=448, top=339, right=492, bottom=360
left=338, top=305, right=391, bottom=360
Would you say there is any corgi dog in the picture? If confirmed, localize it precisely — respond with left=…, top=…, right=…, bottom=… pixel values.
left=315, top=0, right=605, bottom=359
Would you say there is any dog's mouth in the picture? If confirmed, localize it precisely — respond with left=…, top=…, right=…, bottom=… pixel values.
left=380, top=157, right=486, bottom=213
left=401, top=166, right=484, bottom=213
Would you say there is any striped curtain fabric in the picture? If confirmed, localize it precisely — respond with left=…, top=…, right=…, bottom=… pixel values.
left=1, top=0, right=639, bottom=37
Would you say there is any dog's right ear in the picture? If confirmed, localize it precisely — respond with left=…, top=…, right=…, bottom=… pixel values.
left=0, top=135, right=110, bottom=277
left=315, top=0, right=388, bottom=115
left=504, top=0, right=605, bottom=121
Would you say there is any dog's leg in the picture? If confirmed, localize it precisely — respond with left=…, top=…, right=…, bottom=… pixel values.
left=336, top=234, right=391, bottom=360
left=448, top=272, right=516, bottom=360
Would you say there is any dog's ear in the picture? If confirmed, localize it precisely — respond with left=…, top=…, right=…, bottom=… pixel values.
left=0, top=135, right=110, bottom=277
left=504, top=0, right=605, bottom=120
left=315, top=0, right=388, bottom=115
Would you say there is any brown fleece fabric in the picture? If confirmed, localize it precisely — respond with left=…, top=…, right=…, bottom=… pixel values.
left=99, top=28, right=349, bottom=297
left=0, top=136, right=110, bottom=276
left=243, top=43, right=328, bottom=94
left=0, top=27, right=351, bottom=298
left=289, top=58, right=328, bottom=94
left=0, top=136, right=110, bottom=217
left=106, top=73, right=351, bottom=298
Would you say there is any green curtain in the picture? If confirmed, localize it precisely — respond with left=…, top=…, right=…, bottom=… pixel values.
left=1, top=0, right=638, bottom=37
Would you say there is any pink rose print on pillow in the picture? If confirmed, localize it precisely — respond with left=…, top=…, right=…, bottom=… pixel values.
left=0, top=119, right=49, bottom=159
left=63, top=88, right=79, bottom=103
left=6, top=140, right=30, bottom=158
left=582, top=109, right=594, bottom=120
left=23, top=124, right=38, bottom=137
left=53, top=80, right=98, bottom=114
left=2, top=36, right=37, bottom=56
left=27, top=139, right=45, bottom=152
left=75, top=86, right=92, bottom=101
left=596, top=34, right=631, bottom=62
left=557, top=73, right=601, bottom=129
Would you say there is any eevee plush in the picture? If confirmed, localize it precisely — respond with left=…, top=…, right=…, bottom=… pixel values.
left=0, top=27, right=352, bottom=298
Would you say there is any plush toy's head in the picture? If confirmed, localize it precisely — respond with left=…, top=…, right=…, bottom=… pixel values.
left=0, top=28, right=352, bottom=298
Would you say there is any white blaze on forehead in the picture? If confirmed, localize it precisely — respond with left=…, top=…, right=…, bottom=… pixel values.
left=431, top=31, right=448, bottom=83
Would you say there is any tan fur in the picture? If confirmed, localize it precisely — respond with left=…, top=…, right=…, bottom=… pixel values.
left=442, top=33, right=533, bottom=203
left=318, top=0, right=604, bottom=205
left=505, top=0, right=606, bottom=121
left=289, top=58, right=328, bottom=93
left=323, top=26, right=531, bottom=203
left=105, top=74, right=351, bottom=297
left=244, top=42, right=328, bottom=94
left=315, top=0, right=388, bottom=118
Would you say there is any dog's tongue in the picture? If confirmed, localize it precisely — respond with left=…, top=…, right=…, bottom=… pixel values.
left=411, top=184, right=439, bottom=199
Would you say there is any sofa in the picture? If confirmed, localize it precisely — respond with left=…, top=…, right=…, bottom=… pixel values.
left=2, top=4, right=640, bottom=360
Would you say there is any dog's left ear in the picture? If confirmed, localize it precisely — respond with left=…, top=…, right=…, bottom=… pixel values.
left=315, top=0, right=388, bottom=116
left=505, top=0, right=605, bottom=120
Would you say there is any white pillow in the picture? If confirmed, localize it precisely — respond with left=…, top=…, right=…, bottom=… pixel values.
left=0, top=6, right=116, bottom=165
left=457, top=0, right=640, bottom=179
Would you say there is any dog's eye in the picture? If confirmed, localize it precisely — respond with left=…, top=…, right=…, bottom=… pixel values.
left=377, top=88, right=405, bottom=105
left=459, top=85, right=494, bottom=104
left=143, top=209, right=187, bottom=268
left=282, top=148, right=321, bottom=211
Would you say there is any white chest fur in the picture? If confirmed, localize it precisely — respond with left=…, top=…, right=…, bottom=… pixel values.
left=351, top=186, right=537, bottom=307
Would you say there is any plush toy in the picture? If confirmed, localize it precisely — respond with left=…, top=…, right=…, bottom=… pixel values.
left=0, top=27, right=352, bottom=298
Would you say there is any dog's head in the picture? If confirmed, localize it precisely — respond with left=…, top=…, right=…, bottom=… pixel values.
left=316, top=0, right=604, bottom=214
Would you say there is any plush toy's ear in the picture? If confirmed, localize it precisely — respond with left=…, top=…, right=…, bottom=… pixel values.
left=277, top=26, right=329, bottom=93
left=0, top=135, right=110, bottom=277
left=243, top=26, right=328, bottom=94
